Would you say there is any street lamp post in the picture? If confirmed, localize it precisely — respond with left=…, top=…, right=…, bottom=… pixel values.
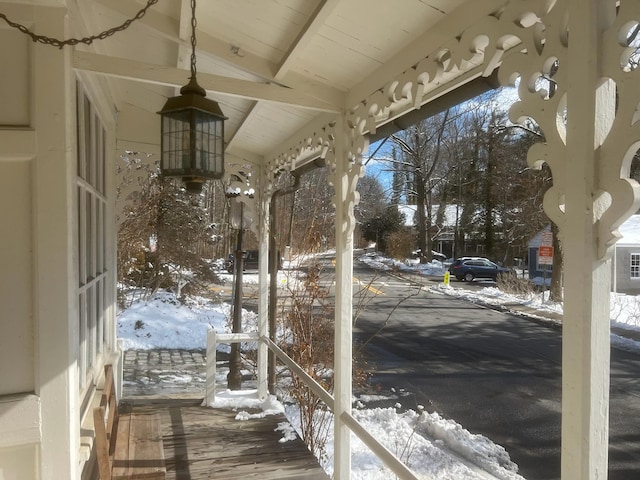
left=226, top=196, right=252, bottom=390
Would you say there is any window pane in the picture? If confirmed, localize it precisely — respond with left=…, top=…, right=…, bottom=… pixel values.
left=84, top=95, right=91, bottom=182
left=87, top=287, right=95, bottom=368
left=77, top=186, right=84, bottom=286
left=86, top=191, right=93, bottom=280
left=78, top=292, right=86, bottom=387
left=631, top=254, right=640, bottom=278
left=76, top=83, right=83, bottom=178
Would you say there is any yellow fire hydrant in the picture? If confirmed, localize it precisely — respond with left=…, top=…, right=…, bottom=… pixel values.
left=444, top=271, right=450, bottom=286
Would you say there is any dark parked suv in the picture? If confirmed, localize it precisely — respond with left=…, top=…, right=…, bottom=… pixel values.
left=225, top=250, right=259, bottom=273
left=225, top=250, right=282, bottom=273
left=448, top=257, right=512, bottom=282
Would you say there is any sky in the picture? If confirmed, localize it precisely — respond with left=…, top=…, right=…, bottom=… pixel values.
left=117, top=253, right=640, bottom=480
left=360, top=85, right=522, bottom=202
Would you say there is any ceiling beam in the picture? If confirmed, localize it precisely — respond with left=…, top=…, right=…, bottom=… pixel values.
left=274, top=0, right=340, bottom=80
left=228, top=0, right=340, bottom=150
left=95, top=0, right=275, bottom=79
left=176, top=0, right=192, bottom=71
left=95, top=0, right=344, bottom=106
left=72, top=51, right=341, bottom=112
left=226, top=102, right=260, bottom=151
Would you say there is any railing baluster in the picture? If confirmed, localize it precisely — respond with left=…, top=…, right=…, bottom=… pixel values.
left=204, top=331, right=420, bottom=479
left=205, top=329, right=217, bottom=405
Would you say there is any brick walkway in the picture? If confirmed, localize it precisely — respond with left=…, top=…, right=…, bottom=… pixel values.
left=122, top=349, right=213, bottom=397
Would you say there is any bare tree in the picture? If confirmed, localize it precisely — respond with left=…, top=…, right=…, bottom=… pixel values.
left=116, top=154, right=224, bottom=298
left=391, top=109, right=451, bottom=262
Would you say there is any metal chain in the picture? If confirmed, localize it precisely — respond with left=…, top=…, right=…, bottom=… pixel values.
left=190, top=0, right=198, bottom=78
left=0, top=0, right=159, bottom=49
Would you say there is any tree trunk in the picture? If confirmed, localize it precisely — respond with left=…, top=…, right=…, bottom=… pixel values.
left=415, top=172, right=428, bottom=262
left=425, top=189, right=433, bottom=261
left=484, top=123, right=496, bottom=259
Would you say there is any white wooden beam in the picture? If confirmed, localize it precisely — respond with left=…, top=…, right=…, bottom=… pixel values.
left=274, top=0, right=340, bottom=80
left=283, top=70, right=346, bottom=107
left=95, top=0, right=344, bottom=107
left=227, top=0, right=341, bottom=150
left=95, top=0, right=276, bottom=80
left=72, top=51, right=340, bottom=112
left=176, top=0, right=192, bottom=72
left=226, top=149, right=263, bottom=166
left=228, top=0, right=341, bottom=149
left=226, top=102, right=261, bottom=150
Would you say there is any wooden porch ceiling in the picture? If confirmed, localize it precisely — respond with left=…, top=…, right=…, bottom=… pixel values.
left=71, top=0, right=504, bottom=160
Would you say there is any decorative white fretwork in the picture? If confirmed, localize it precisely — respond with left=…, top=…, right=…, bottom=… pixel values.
left=342, top=0, right=640, bottom=259
left=264, top=0, right=640, bottom=259
left=264, top=114, right=368, bottom=246
left=326, top=117, right=367, bottom=250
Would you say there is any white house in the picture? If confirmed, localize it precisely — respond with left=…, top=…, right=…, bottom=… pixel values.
left=613, top=215, right=640, bottom=295
left=529, top=217, right=640, bottom=294
left=1, top=1, right=638, bottom=479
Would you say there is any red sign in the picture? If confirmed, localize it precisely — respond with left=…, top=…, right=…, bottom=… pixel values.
left=538, top=246, right=554, bottom=265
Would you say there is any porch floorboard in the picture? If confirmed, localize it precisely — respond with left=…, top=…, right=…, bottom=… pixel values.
left=121, top=397, right=330, bottom=480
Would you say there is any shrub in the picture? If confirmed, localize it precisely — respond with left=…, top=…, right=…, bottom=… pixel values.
left=386, top=230, right=414, bottom=259
left=496, top=272, right=534, bottom=296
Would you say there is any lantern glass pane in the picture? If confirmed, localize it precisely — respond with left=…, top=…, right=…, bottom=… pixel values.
left=215, top=120, right=224, bottom=174
left=195, top=111, right=207, bottom=172
left=162, top=111, right=192, bottom=173
left=189, top=110, right=224, bottom=178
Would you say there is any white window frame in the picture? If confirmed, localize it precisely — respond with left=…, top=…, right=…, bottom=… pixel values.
left=76, top=82, right=109, bottom=392
left=630, top=253, right=640, bottom=279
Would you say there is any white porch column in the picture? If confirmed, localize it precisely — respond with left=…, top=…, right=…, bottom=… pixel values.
left=32, top=5, right=80, bottom=480
left=257, top=167, right=270, bottom=400
left=562, top=1, right=615, bottom=478
left=492, top=0, right=640, bottom=476
left=331, top=115, right=367, bottom=479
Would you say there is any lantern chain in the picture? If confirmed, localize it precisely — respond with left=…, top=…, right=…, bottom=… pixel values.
left=0, top=0, right=158, bottom=49
left=189, top=0, right=198, bottom=80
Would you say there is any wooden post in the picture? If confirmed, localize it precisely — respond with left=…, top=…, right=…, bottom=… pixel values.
left=205, top=329, right=217, bottom=405
left=331, top=114, right=367, bottom=479
left=332, top=115, right=352, bottom=479
left=257, top=177, right=269, bottom=400
left=562, top=1, right=615, bottom=477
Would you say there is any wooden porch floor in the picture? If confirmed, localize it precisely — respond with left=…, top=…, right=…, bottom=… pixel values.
left=121, top=397, right=330, bottom=480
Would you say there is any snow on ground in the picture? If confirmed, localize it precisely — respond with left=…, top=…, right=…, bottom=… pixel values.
left=118, top=290, right=233, bottom=350
left=117, top=251, right=640, bottom=480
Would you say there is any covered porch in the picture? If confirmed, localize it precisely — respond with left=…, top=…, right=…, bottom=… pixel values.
left=118, top=397, right=329, bottom=480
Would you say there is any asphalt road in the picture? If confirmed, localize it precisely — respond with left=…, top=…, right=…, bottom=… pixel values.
left=351, top=262, right=640, bottom=480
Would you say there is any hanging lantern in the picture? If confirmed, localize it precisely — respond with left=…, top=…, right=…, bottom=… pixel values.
left=158, top=0, right=225, bottom=193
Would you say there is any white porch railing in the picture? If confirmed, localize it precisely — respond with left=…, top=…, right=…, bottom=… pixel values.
left=205, top=329, right=421, bottom=480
